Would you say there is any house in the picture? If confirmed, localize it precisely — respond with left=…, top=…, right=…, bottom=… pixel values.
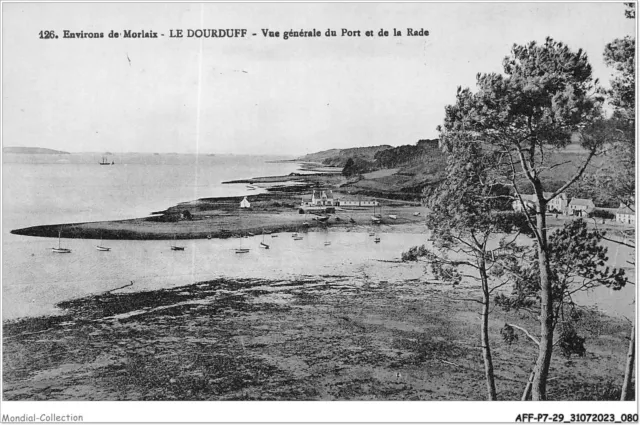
left=334, top=196, right=379, bottom=207
left=240, top=197, right=251, bottom=208
left=301, top=190, right=335, bottom=207
left=544, top=192, right=569, bottom=214
left=616, top=203, right=635, bottom=225
left=568, top=198, right=595, bottom=217
left=512, top=194, right=537, bottom=213
left=312, top=190, right=334, bottom=206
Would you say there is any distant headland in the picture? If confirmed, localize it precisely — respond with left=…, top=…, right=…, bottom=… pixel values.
left=3, top=147, right=70, bottom=155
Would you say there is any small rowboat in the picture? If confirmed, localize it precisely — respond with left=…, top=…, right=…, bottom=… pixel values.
left=293, top=236, right=303, bottom=241
left=388, top=215, right=397, bottom=220
left=235, top=248, right=250, bottom=254
left=260, top=242, right=270, bottom=249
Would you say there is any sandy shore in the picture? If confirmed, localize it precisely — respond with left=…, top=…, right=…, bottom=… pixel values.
left=2, top=268, right=631, bottom=401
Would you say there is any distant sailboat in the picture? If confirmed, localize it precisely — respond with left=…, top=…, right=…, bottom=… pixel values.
left=99, top=156, right=111, bottom=165
left=260, top=231, right=270, bottom=249
left=171, top=235, right=185, bottom=251
left=374, top=233, right=381, bottom=243
left=96, top=234, right=111, bottom=251
left=52, top=230, right=71, bottom=253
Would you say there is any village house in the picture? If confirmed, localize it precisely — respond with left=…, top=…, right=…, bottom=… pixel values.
left=545, top=192, right=569, bottom=214
left=568, top=198, right=595, bottom=217
left=301, top=190, right=334, bottom=207
left=335, top=197, right=379, bottom=207
left=512, top=192, right=570, bottom=214
left=616, top=203, right=635, bottom=225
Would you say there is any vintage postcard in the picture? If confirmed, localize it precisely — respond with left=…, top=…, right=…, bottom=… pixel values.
left=1, top=1, right=637, bottom=423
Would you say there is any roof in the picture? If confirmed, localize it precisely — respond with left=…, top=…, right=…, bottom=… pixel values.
left=312, top=189, right=333, bottom=199
left=569, top=198, right=595, bottom=207
left=517, top=194, right=537, bottom=203
left=543, top=192, right=567, bottom=200
left=616, top=203, right=635, bottom=215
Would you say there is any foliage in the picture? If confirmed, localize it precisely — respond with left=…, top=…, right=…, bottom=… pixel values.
left=439, top=36, right=608, bottom=400
left=401, top=245, right=429, bottom=262
left=182, top=210, right=193, bottom=220
left=374, top=139, right=440, bottom=168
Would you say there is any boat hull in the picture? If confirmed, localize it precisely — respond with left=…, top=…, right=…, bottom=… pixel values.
left=96, top=246, right=111, bottom=251
left=51, top=248, right=71, bottom=253
left=171, top=246, right=185, bottom=251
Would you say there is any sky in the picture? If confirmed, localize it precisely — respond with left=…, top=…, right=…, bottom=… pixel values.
left=1, top=2, right=635, bottom=156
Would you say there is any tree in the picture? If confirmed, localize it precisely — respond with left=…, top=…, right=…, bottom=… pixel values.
left=497, top=219, right=627, bottom=400
left=342, top=158, right=357, bottom=177
left=440, top=38, right=607, bottom=400
left=412, top=133, right=530, bottom=400
left=601, top=4, right=635, bottom=401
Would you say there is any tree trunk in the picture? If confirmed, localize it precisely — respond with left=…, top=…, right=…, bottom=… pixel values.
left=532, top=198, right=554, bottom=401
left=621, top=323, right=635, bottom=401
left=480, top=260, right=497, bottom=400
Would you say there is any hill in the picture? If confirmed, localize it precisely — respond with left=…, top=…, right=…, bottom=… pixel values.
left=297, top=145, right=392, bottom=167
left=3, top=147, right=70, bottom=154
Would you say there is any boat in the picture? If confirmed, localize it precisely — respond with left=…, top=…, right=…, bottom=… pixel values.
left=259, top=231, right=270, bottom=249
left=271, top=234, right=279, bottom=238
left=316, top=215, right=329, bottom=222
left=388, top=214, right=397, bottom=220
left=369, top=232, right=375, bottom=236
left=371, top=216, right=381, bottom=223
left=51, top=230, right=71, bottom=253
left=96, top=234, right=111, bottom=251
left=293, top=236, right=303, bottom=241
left=170, top=235, right=185, bottom=251
left=235, top=233, right=250, bottom=254
left=374, top=236, right=381, bottom=243
left=413, top=212, right=421, bottom=216
left=292, top=233, right=298, bottom=237
left=99, top=156, right=111, bottom=165
left=349, top=217, right=356, bottom=224
left=324, top=241, right=332, bottom=246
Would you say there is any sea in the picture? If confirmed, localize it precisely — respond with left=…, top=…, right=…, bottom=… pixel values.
left=1, top=153, right=635, bottom=321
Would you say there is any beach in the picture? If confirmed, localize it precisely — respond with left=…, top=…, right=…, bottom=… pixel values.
left=3, top=267, right=631, bottom=401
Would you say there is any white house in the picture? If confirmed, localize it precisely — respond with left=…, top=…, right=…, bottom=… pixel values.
left=336, top=198, right=379, bottom=207
left=240, top=197, right=251, bottom=208
left=568, top=198, right=595, bottom=217
left=616, top=203, right=635, bottom=225
left=544, top=192, right=569, bottom=214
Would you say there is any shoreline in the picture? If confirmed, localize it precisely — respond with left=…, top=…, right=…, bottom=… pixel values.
left=11, top=169, right=427, bottom=240
left=3, top=272, right=631, bottom=401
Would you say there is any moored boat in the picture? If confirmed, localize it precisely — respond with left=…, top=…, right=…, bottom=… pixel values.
left=52, top=230, right=71, bottom=253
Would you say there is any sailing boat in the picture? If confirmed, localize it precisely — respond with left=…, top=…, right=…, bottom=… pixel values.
left=374, top=234, right=381, bottom=243
left=260, top=231, right=270, bottom=249
left=96, top=234, right=111, bottom=251
left=371, top=204, right=381, bottom=223
left=99, top=156, right=111, bottom=165
left=235, top=237, right=250, bottom=254
left=171, top=235, right=185, bottom=251
left=51, top=230, right=71, bottom=253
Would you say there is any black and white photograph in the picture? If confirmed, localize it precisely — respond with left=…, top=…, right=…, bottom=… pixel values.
left=1, top=1, right=637, bottom=422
